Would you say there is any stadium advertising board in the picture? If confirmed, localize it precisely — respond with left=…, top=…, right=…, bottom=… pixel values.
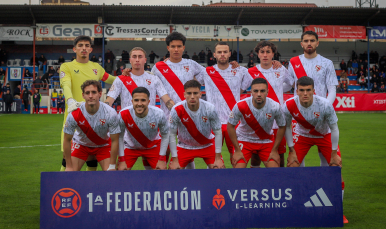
left=104, top=24, right=170, bottom=38
left=369, top=26, right=386, bottom=39
left=283, top=93, right=386, bottom=111
left=240, top=25, right=303, bottom=39
left=304, top=25, right=366, bottom=39
left=36, top=24, right=103, bottom=38
left=0, top=27, right=33, bottom=41
left=41, top=167, right=343, bottom=228
left=173, top=25, right=302, bottom=39
left=0, top=99, right=21, bottom=113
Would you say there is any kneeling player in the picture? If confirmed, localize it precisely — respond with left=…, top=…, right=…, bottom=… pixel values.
left=169, top=80, right=224, bottom=169
left=63, top=80, right=120, bottom=171
left=114, top=87, right=169, bottom=170
left=228, top=78, right=286, bottom=168
left=282, top=76, right=347, bottom=223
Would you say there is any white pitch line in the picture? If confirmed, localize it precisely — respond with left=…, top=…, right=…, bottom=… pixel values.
left=0, top=144, right=60, bottom=149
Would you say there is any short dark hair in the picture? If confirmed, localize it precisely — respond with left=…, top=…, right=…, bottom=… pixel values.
left=81, top=80, right=102, bottom=93
left=251, top=78, right=268, bottom=88
left=296, top=76, right=314, bottom=88
left=166, top=32, right=186, bottom=46
left=254, top=40, right=277, bottom=54
left=214, top=41, right=229, bottom=52
left=132, top=87, right=150, bottom=98
left=301, top=31, right=318, bottom=41
left=73, top=35, right=92, bottom=47
left=184, top=80, right=201, bottom=90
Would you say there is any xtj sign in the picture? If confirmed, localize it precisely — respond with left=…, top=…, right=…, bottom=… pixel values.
left=41, top=167, right=343, bottom=228
left=36, top=24, right=103, bottom=38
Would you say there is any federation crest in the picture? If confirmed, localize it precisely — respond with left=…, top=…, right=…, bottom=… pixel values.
left=202, top=116, right=208, bottom=123
left=315, top=65, right=322, bottom=72
left=149, top=122, right=156, bottom=129
left=266, top=113, right=272, bottom=119
left=314, top=112, right=320, bottom=118
left=231, top=69, right=237, bottom=76
left=146, top=79, right=151, bottom=85
left=100, top=119, right=106, bottom=126
left=51, top=188, right=82, bottom=218
left=93, top=69, right=98, bottom=75
left=275, top=72, right=280, bottom=78
left=184, top=66, right=189, bottom=72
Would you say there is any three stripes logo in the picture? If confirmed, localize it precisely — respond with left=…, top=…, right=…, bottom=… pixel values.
left=304, top=188, right=333, bottom=207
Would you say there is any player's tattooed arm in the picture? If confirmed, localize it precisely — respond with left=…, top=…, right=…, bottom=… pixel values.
left=166, top=99, right=174, bottom=111
left=105, top=97, right=115, bottom=107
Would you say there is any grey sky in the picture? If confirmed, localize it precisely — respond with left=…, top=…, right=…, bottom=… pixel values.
left=1, top=0, right=385, bottom=7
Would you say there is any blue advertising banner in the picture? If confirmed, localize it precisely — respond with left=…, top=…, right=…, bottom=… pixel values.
left=369, top=26, right=386, bottom=39
left=0, top=99, right=21, bottom=113
left=41, top=167, right=343, bottom=228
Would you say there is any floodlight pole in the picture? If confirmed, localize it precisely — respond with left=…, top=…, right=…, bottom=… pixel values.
left=367, top=23, right=371, bottom=92
left=236, top=21, right=240, bottom=63
left=102, top=25, right=105, bottom=69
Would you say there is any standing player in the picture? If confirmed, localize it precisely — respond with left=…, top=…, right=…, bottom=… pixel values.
left=63, top=80, right=120, bottom=171
left=248, top=41, right=293, bottom=168
left=228, top=78, right=286, bottom=168
left=195, top=41, right=252, bottom=163
left=287, top=31, right=339, bottom=167
left=59, top=35, right=128, bottom=171
left=114, top=87, right=170, bottom=170
left=282, top=77, right=347, bottom=223
left=151, top=32, right=206, bottom=169
left=169, top=80, right=223, bottom=169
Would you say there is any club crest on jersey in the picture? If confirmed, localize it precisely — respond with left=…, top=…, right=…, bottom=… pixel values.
left=163, top=69, right=169, bottom=73
left=78, top=121, right=85, bottom=125
left=100, top=119, right=106, bottom=126
left=244, top=114, right=251, bottom=119
left=93, top=69, right=98, bottom=75
left=295, top=64, right=301, bottom=69
left=149, top=122, right=156, bottom=129
left=266, top=113, right=272, bottom=119
left=60, top=71, right=65, bottom=79
left=314, top=112, right=320, bottom=118
left=202, top=116, right=208, bottom=123
left=231, top=69, right=237, bottom=76
left=169, top=116, right=172, bottom=123
left=275, top=72, right=280, bottom=78
left=183, top=118, right=189, bottom=123
left=315, top=65, right=322, bottom=72
left=126, top=81, right=132, bottom=85
left=229, top=111, right=234, bottom=118
left=184, top=66, right=189, bottom=72
left=146, top=79, right=151, bottom=85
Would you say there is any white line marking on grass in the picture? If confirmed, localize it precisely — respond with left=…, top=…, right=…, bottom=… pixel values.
left=0, top=144, right=60, bottom=149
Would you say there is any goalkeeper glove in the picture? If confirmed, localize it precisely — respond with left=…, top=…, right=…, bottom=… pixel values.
left=67, top=98, right=83, bottom=112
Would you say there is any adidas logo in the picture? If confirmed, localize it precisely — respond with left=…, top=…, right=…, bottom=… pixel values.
left=304, top=188, right=333, bottom=207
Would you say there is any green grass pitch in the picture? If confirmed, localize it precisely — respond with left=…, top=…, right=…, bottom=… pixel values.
left=0, top=113, right=385, bottom=229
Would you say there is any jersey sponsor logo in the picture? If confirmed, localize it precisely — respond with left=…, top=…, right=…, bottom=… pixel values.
left=266, top=113, right=272, bottom=119
left=100, top=119, right=106, bottom=126
left=202, top=116, right=208, bottom=123
left=149, top=122, right=156, bottom=129
left=184, top=66, right=189, bottom=72
left=51, top=188, right=82, bottom=218
left=231, top=69, right=237, bottom=76
left=229, top=111, right=234, bottom=118
left=314, top=112, right=320, bottom=118
left=275, top=72, right=280, bottom=78
left=244, top=114, right=251, bottom=119
left=315, top=65, right=322, bottom=72
left=125, top=81, right=132, bottom=85
left=295, top=64, right=300, bottom=69
left=163, top=69, right=169, bottom=73
left=93, top=69, right=98, bottom=75
left=146, top=79, right=151, bottom=85
left=213, top=189, right=225, bottom=210
left=74, top=70, right=79, bottom=74
left=78, top=120, right=85, bottom=125
left=182, top=118, right=189, bottom=123
left=60, top=71, right=65, bottom=79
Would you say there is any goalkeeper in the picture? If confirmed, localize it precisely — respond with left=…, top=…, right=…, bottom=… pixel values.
left=59, top=35, right=129, bottom=171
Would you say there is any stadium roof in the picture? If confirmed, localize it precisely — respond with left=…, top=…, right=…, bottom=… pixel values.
left=0, top=5, right=385, bottom=26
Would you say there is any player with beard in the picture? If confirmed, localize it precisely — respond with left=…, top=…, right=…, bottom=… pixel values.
left=195, top=42, right=252, bottom=164
left=228, top=78, right=286, bottom=168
